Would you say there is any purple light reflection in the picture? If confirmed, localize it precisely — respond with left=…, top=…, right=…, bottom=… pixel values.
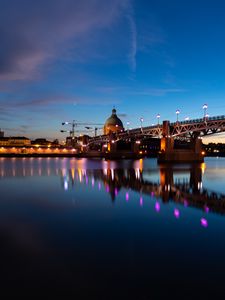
left=98, top=182, right=101, bottom=190
left=106, top=185, right=110, bottom=193
left=200, top=218, right=208, bottom=228
left=91, top=178, right=95, bottom=187
left=183, top=199, right=188, bottom=207
left=204, top=205, right=209, bottom=213
left=115, top=188, right=118, bottom=196
left=126, top=192, right=129, bottom=201
left=174, top=208, right=180, bottom=218
left=140, top=196, right=143, bottom=207
left=155, top=201, right=160, bottom=212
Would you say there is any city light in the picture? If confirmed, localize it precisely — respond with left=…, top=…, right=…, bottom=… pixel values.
left=126, top=121, right=130, bottom=132
left=140, top=117, right=144, bottom=132
left=175, top=109, right=180, bottom=122
left=203, top=104, right=208, bottom=118
left=156, top=114, right=160, bottom=125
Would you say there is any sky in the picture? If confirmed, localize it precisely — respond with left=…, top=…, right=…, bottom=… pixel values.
left=1, top=0, right=225, bottom=142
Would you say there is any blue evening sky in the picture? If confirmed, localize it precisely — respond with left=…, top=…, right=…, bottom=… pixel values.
left=0, top=0, right=225, bottom=142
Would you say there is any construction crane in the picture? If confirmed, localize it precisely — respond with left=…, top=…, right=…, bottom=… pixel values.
left=84, top=126, right=103, bottom=137
left=60, top=120, right=103, bottom=138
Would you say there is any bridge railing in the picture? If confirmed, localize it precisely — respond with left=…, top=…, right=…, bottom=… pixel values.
left=170, top=115, right=225, bottom=126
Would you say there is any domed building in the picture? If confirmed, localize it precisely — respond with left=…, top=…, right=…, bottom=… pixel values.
left=104, top=108, right=124, bottom=135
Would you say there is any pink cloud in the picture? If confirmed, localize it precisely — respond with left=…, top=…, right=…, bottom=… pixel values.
left=0, top=0, right=130, bottom=80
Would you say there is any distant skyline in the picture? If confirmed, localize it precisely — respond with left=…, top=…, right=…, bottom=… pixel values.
left=1, top=0, right=225, bottom=142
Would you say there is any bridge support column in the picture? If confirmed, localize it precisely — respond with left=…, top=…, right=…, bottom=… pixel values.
left=131, top=141, right=140, bottom=155
left=108, top=141, right=117, bottom=153
left=192, top=135, right=202, bottom=153
left=158, top=121, right=204, bottom=163
left=160, top=136, right=174, bottom=153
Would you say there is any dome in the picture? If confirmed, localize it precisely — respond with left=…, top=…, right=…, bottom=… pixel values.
left=105, top=109, right=123, bottom=127
left=104, top=108, right=124, bottom=134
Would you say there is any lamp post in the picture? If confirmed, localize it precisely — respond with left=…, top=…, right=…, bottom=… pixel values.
left=140, top=117, right=144, bottom=133
left=156, top=114, right=160, bottom=125
left=203, top=104, right=208, bottom=119
left=126, top=121, right=130, bottom=133
left=62, top=120, right=76, bottom=140
left=176, top=109, right=180, bottom=122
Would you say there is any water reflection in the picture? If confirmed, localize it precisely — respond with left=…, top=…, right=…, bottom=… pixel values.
left=59, top=164, right=225, bottom=216
left=1, top=158, right=225, bottom=216
left=2, top=158, right=225, bottom=297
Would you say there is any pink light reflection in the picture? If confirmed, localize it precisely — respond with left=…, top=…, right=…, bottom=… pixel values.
left=174, top=208, right=180, bottom=218
left=151, top=192, right=154, bottom=197
left=155, top=201, right=160, bottom=212
left=140, top=196, right=143, bottom=207
left=115, top=188, right=118, bottom=196
left=183, top=199, right=188, bottom=207
left=200, top=218, right=208, bottom=228
left=106, top=185, right=109, bottom=193
left=204, top=205, right=209, bottom=213
left=126, top=192, right=129, bottom=201
left=92, top=178, right=95, bottom=187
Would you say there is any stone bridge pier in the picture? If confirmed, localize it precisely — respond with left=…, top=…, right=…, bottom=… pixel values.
left=158, top=121, right=204, bottom=163
left=101, top=137, right=141, bottom=159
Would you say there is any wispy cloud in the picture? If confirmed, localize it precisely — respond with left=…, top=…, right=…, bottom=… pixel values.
left=0, top=92, right=122, bottom=123
left=0, top=0, right=130, bottom=81
left=132, top=88, right=186, bottom=96
left=127, top=10, right=137, bottom=72
left=96, top=85, right=186, bottom=97
left=118, top=113, right=128, bottom=117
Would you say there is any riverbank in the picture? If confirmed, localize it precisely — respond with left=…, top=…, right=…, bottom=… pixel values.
left=0, top=151, right=222, bottom=159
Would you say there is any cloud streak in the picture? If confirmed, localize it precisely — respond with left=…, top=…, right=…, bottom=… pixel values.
left=0, top=0, right=130, bottom=80
left=3, top=95, right=121, bottom=108
left=132, top=88, right=186, bottom=96
left=127, top=10, right=137, bottom=72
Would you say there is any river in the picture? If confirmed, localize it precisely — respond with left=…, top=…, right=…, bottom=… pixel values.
left=0, top=157, right=225, bottom=298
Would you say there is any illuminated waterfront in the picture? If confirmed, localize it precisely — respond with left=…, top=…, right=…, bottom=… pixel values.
left=1, top=157, right=225, bottom=297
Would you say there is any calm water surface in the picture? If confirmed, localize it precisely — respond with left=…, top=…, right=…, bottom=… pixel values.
left=1, top=157, right=225, bottom=298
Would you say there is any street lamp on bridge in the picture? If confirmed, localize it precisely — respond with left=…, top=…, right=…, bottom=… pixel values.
left=176, top=109, right=180, bottom=122
left=203, top=104, right=208, bottom=118
left=156, top=114, right=160, bottom=125
left=140, top=117, right=144, bottom=132
left=126, top=121, right=130, bottom=133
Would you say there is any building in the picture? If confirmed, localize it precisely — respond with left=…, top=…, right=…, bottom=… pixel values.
left=0, top=136, right=31, bottom=146
left=104, top=108, right=124, bottom=135
left=0, top=129, right=4, bottom=138
left=31, top=138, right=55, bottom=147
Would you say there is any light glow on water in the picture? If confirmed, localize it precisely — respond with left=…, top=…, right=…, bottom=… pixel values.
left=155, top=201, right=160, bottom=212
left=174, top=208, right=180, bottom=218
left=200, top=218, right=208, bottom=228
left=126, top=192, right=129, bottom=201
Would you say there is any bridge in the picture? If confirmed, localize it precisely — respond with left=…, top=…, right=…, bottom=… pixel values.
left=86, top=115, right=225, bottom=162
